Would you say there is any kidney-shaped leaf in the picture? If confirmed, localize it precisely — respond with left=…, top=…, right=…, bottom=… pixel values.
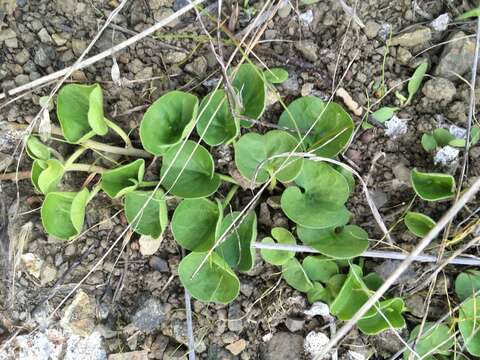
left=263, top=68, right=288, bottom=84
left=411, top=168, right=455, bottom=201
left=31, top=159, right=64, bottom=194
left=357, top=298, right=405, bottom=335
left=403, top=323, right=454, bottom=360
left=234, top=130, right=303, bottom=184
left=216, top=211, right=257, bottom=272
left=179, top=252, right=240, bottom=304
left=302, top=255, right=339, bottom=283
left=281, top=160, right=350, bottom=229
left=278, top=96, right=354, bottom=157
left=459, top=296, right=480, bottom=356
left=101, top=159, right=145, bottom=198
left=41, top=188, right=90, bottom=240
left=140, top=91, right=198, bottom=155
left=160, top=140, right=220, bottom=198
left=404, top=212, right=436, bottom=237
left=456, top=271, right=480, bottom=301
left=124, top=190, right=168, bottom=239
left=282, top=257, right=313, bottom=293
left=26, top=136, right=50, bottom=160
left=171, top=198, right=221, bottom=252
left=297, top=225, right=368, bottom=259
left=196, top=89, right=238, bottom=146
left=260, top=227, right=296, bottom=266
left=232, top=63, right=266, bottom=126
left=57, top=83, right=107, bottom=143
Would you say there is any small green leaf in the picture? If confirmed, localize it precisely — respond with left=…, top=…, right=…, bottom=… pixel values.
left=459, top=296, right=480, bottom=356
left=471, top=126, right=480, bottom=145
left=282, top=257, right=313, bottom=293
left=26, top=136, right=51, bottom=161
left=101, top=159, right=145, bottom=198
left=41, top=188, right=90, bottom=240
left=260, top=227, right=297, bottom=266
left=160, top=140, right=220, bottom=198
left=449, top=138, right=466, bottom=147
left=363, top=273, right=383, bottom=291
left=433, top=128, right=456, bottom=147
left=57, top=84, right=107, bottom=143
left=371, top=107, right=399, bottom=123
left=307, top=282, right=330, bottom=303
left=31, top=159, right=65, bottom=194
left=457, top=7, right=480, bottom=20
left=298, top=225, right=368, bottom=259
left=232, top=63, right=266, bottom=127
left=406, top=62, right=428, bottom=104
left=140, top=91, right=199, bottom=155
left=421, top=133, right=437, bottom=152
left=178, top=252, right=240, bottom=304
left=234, top=130, right=303, bottom=184
left=411, top=168, right=455, bottom=201
left=124, top=190, right=168, bottom=239
left=404, top=212, right=436, bottom=237
left=196, top=89, right=238, bottom=146
left=216, top=211, right=257, bottom=271
left=278, top=96, right=354, bottom=157
left=302, top=255, right=339, bottom=283
left=357, top=298, right=405, bottom=335
left=263, top=68, right=289, bottom=84
left=403, top=323, right=454, bottom=360
left=455, top=271, right=480, bottom=301
left=171, top=198, right=221, bottom=252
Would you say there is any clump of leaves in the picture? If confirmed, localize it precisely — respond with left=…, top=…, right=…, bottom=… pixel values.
left=421, top=127, right=480, bottom=152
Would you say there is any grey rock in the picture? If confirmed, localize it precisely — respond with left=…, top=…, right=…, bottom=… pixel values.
left=405, top=294, right=425, bottom=318
left=60, top=290, right=96, bottom=336
left=299, top=9, right=313, bottom=25
left=15, top=49, right=30, bottom=65
left=14, top=74, right=29, bottom=86
left=132, top=298, right=164, bottom=332
left=228, top=303, right=244, bottom=333
left=372, top=329, right=407, bottom=357
left=295, top=40, right=318, bottom=62
left=38, top=28, right=52, bottom=43
left=34, top=45, right=55, bottom=67
left=277, top=4, right=291, bottom=18
left=149, top=256, right=169, bottom=273
left=173, top=0, right=188, bottom=11
left=396, top=47, right=412, bottom=65
left=374, top=260, right=416, bottom=285
left=389, top=27, right=431, bottom=48
left=64, top=244, right=76, bottom=256
left=434, top=145, right=459, bottom=166
left=435, top=31, right=476, bottom=80
left=164, top=51, right=187, bottom=64
left=447, top=101, right=468, bottom=124
left=5, top=37, right=18, bottom=48
left=364, top=20, right=380, bottom=39
left=71, top=39, right=87, bottom=56
left=370, top=190, right=388, bottom=209
left=281, top=73, right=299, bottom=93
left=171, top=319, right=206, bottom=353
left=185, top=56, right=208, bottom=75
left=0, top=28, right=16, bottom=42
left=285, top=317, right=305, bottom=332
left=261, top=332, right=304, bottom=360
left=430, top=13, right=450, bottom=32
left=392, top=163, right=410, bottom=183
left=422, top=77, right=456, bottom=102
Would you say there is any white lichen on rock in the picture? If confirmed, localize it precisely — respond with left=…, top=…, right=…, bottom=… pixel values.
left=434, top=145, right=459, bottom=166
left=385, top=116, right=408, bottom=138
left=304, top=331, right=330, bottom=358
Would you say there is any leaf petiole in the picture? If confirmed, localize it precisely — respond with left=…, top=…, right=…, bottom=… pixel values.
left=222, top=184, right=239, bottom=210
left=218, top=173, right=239, bottom=185
left=66, top=163, right=106, bottom=173
left=138, top=180, right=160, bottom=188
left=104, top=118, right=133, bottom=148
left=64, top=146, right=88, bottom=168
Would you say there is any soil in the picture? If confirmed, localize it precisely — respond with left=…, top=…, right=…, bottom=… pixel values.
left=1, top=0, right=480, bottom=359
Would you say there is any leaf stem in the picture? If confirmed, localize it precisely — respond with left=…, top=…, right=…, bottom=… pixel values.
left=104, top=118, right=133, bottom=148
left=222, top=184, right=239, bottom=210
left=218, top=173, right=239, bottom=185
left=139, top=180, right=160, bottom=187
left=84, top=140, right=152, bottom=158
left=66, top=163, right=106, bottom=173
left=64, top=147, right=88, bottom=167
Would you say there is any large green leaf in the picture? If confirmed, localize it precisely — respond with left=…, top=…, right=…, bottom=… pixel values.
left=41, top=188, right=90, bottom=240
left=282, top=258, right=313, bottom=293
left=260, top=227, right=296, bottom=266
left=140, top=91, right=198, bottom=155
left=57, top=84, right=107, bottom=143
left=277, top=96, right=354, bottom=157
left=411, top=168, right=455, bottom=202
left=456, top=271, right=480, bottom=301
left=281, top=160, right=350, bottom=229
left=31, top=159, right=65, bottom=194
left=171, top=198, right=221, bottom=252
left=459, top=296, right=480, bottom=356
left=124, top=190, right=168, bottom=239
left=302, top=255, right=339, bottom=283
left=232, top=63, right=266, bottom=126
left=101, top=159, right=145, bottom=199
left=297, top=225, right=368, bottom=259
left=160, top=140, right=220, bottom=198
left=403, top=323, right=454, bottom=360
left=178, top=252, right=240, bottom=304
left=357, top=298, right=405, bottom=335
left=196, top=90, right=238, bottom=146
left=216, top=211, right=257, bottom=272
left=404, top=212, right=436, bottom=237
left=26, top=136, right=50, bottom=161
left=234, top=130, right=303, bottom=184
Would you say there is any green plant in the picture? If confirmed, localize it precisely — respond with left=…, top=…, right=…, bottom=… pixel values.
left=404, top=211, right=436, bottom=237
left=395, top=62, right=428, bottom=107
left=421, top=127, right=480, bottom=152
left=410, top=168, right=456, bottom=202
left=403, top=323, right=455, bottom=359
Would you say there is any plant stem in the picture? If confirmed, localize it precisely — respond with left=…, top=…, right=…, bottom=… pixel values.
left=139, top=180, right=160, bottom=187
left=104, top=118, right=133, bottom=148
left=64, top=147, right=88, bottom=167
left=66, top=163, right=106, bottom=173
left=218, top=173, right=239, bottom=185
left=84, top=140, right=152, bottom=158
left=268, top=176, right=277, bottom=192
left=222, top=184, right=239, bottom=210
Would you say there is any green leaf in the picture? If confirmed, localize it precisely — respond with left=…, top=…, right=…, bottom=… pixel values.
left=403, top=323, right=454, bottom=360
left=357, top=298, right=405, bottom=335
left=433, top=128, right=456, bottom=147
left=26, top=136, right=51, bottom=160
left=406, top=62, right=428, bottom=104
left=336, top=166, right=355, bottom=194
left=260, top=227, right=297, bottom=266
left=140, top=91, right=199, bottom=155
left=263, top=68, right=289, bottom=84
left=471, top=126, right=480, bottom=145
left=178, top=252, right=240, bottom=304
left=421, top=133, right=437, bottom=152
left=124, top=190, right=168, bottom=239
left=457, top=7, right=480, bottom=20
left=216, top=211, right=257, bottom=271
left=277, top=96, right=354, bottom=157
left=459, top=296, right=480, bottom=356
left=404, top=212, right=436, bottom=237
left=449, top=138, right=466, bottom=147
left=371, top=107, right=399, bottom=123
left=196, top=89, right=238, bottom=146
left=411, top=168, right=455, bottom=202
left=234, top=130, right=303, bottom=184
left=101, top=159, right=145, bottom=198
left=455, top=271, right=480, bottom=301
left=363, top=273, right=383, bottom=291
left=302, top=255, right=339, bottom=283
left=171, top=198, right=221, bottom=252
left=160, top=140, right=220, bottom=198
left=57, top=84, right=106, bottom=143
left=31, top=159, right=65, bottom=194
left=281, top=160, right=350, bottom=229
left=41, top=188, right=90, bottom=240
left=282, top=257, right=313, bottom=293
left=232, top=63, right=266, bottom=126
left=307, top=282, right=330, bottom=303
left=297, top=225, right=368, bottom=259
